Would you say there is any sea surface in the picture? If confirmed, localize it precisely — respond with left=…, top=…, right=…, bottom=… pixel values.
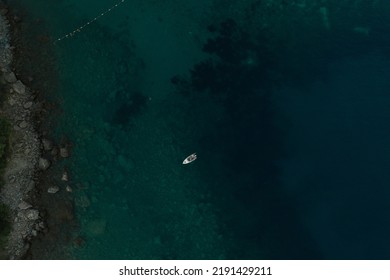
left=7, top=0, right=390, bottom=259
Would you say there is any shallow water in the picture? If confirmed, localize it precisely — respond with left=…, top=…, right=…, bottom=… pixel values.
left=7, top=0, right=390, bottom=259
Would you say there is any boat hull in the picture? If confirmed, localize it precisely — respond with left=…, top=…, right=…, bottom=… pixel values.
left=182, top=153, right=197, bottom=164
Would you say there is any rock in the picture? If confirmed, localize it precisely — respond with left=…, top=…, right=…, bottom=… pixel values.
left=23, top=243, right=30, bottom=252
left=61, top=171, right=69, bottom=181
left=27, top=180, right=36, bottom=190
left=8, top=174, right=16, bottom=183
left=18, top=201, right=32, bottom=210
left=60, top=147, right=69, bottom=158
left=66, top=185, right=72, bottom=192
left=38, top=157, right=50, bottom=170
left=37, top=221, right=45, bottom=230
left=75, top=195, right=90, bottom=208
left=86, top=219, right=107, bottom=236
left=23, top=101, right=33, bottom=109
left=25, top=209, right=39, bottom=220
left=41, top=138, right=53, bottom=151
left=47, top=186, right=60, bottom=194
left=13, top=16, right=21, bottom=23
left=8, top=97, right=16, bottom=106
left=0, top=8, right=9, bottom=16
left=18, top=120, right=27, bottom=128
left=51, top=146, right=58, bottom=156
left=4, top=71, right=16, bottom=83
left=15, top=142, right=24, bottom=149
left=12, top=80, right=26, bottom=94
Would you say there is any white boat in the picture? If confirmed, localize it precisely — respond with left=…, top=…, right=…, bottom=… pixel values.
left=183, top=153, right=197, bottom=164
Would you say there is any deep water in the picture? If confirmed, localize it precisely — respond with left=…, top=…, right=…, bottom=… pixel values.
left=7, top=0, right=390, bottom=259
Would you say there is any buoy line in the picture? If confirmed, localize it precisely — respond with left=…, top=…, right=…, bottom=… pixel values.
left=54, top=0, right=126, bottom=43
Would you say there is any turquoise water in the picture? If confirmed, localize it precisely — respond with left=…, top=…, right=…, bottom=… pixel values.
left=8, top=0, right=390, bottom=259
left=12, top=0, right=230, bottom=259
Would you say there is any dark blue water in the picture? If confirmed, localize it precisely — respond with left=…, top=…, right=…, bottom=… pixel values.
left=8, top=0, right=390, bottom=259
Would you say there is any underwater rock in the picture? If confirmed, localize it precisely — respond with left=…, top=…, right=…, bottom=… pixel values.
left=75, top=194, right=90, bottom=208
left=59, top=147, right=69, bottom=158
left=319, top=7, right=330, bottom=30
left=353, top=26, right=370, bottom=36
left=0, top=8, right=8, bottom=16
left=61, top=170, right=68, bottom=181
left=86, top=219, right=107, bottom=236
left=65, top=185, right=72, bottom=192
left=50, top=146, right=58, bottom=156
left=13, top=16, right=21, bottom=23
left=73, top=236, right=86, bottom=248
left=41, top=138, right=53, bottom=151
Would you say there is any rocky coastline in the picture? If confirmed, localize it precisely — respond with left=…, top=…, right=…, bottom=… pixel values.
left=0, top=4, right=58, bottom=259
left=0, top=8, right=43, bottom=259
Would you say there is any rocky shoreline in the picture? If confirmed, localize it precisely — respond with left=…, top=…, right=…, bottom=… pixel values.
left=0, top=7, right=43, bottom=259
left=0, top=3, right=66, bottom=259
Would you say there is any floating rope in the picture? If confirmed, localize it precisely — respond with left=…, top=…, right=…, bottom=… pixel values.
left=54, top=0, right=126, bottom=43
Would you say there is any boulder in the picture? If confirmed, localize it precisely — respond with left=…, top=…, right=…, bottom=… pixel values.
left=51, top=146, right=58, bottom=156
left=38, top=157, right=50, bottom=170
left=23, top=101, right=33, bottom=109
left=12, top=80, right=26, bottom=94
left=13, top=16, right=21, bottom=23
left=8, top=174, right=16, bottom=183
left=37, top=221, right=45, bottom=230
left=8, top=97, right=16, bottom=106
left=27, top=180, right=35, bottom=190
left=24, top=148, right=31, bottom=155
left=4, top=71, right=16, bottom=83
left=18, top=120, right=27, bottom=128
left=41, top=138, right=53, bottom=151
left=47, top=186, right=60, bottom=194
left=60, top=147, right=69, bottom=158
left=18, top=201, right=32, bottom=210
left=25, top=209, right=39, bottom=220
left=61, top=171, right=69, bottom=181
